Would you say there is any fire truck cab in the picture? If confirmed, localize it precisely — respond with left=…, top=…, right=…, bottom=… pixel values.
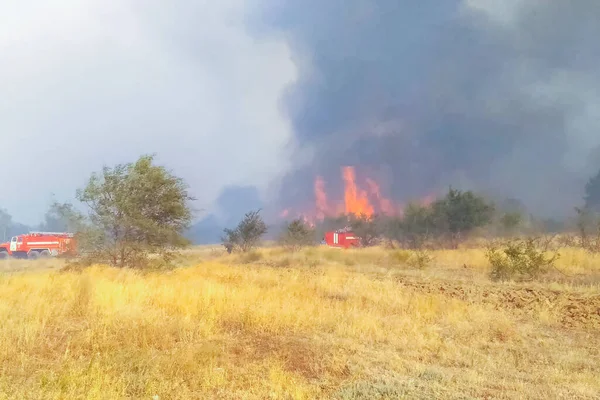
left=323, top=228, right=360, bottom=249
left=0, top=232, right=76, bottom=259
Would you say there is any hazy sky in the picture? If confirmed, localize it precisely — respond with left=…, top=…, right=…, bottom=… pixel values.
left=2, top=1, right=599, bottom=225
left=0, top=0, right=297, bottom=224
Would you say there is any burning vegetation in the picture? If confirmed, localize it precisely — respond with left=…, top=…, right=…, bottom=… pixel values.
left=280, top=166, right=433, bottom=226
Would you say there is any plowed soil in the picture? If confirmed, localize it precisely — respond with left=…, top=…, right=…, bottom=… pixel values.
left=394, top=276, right=600, bottom=330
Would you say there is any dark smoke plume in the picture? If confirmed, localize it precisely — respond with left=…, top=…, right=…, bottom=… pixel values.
left=253, top=0, right=600, bottom=217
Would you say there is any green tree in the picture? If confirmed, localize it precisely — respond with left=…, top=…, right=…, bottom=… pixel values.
left=222, top=209, right=267, bottom=253
left=76, top=154, right=194, bottom=268
left=584, top=168, right=600, bottom=211
left=396, top=202, right=437, bottom=248
left=499, top=211, right=522, bottom=236
left=574, top=206, right=600, bottom=251
left=349, top=213, right=383, bottom=247
left=431, top=187, right=494, bottom=246
left=39, top=200, right=87, bottom=233
left=279, top=218, right=316, bottom=251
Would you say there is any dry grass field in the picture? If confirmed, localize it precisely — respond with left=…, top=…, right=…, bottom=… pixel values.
left=0, top=245, right=599, bottom=399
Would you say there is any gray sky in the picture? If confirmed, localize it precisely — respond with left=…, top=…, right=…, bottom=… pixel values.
left=0, top=0, right=297, bottom=224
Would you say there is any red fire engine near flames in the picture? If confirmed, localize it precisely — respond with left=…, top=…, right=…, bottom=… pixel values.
left=0, top=232, right=76, bottom=259
left=322, top=227, right=361, bottom=249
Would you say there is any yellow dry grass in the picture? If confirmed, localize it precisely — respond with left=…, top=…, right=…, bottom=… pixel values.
left=0, top=245, right=598, bottom=399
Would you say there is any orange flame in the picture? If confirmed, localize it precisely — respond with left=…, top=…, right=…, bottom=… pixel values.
left=279, top=166, right=436, bottom=223
left=366, top=178, right=395, bottom=215
left=342, top=166, right=374, bottom=217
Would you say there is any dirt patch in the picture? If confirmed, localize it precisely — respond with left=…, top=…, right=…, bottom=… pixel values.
left=394, top=277, right=600, bottom=330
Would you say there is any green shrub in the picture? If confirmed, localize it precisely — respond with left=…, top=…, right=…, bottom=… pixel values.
left=387, top=250, right=412, bottom=266
left=486, top=237, right=560, bottom=281
left=222, top=209, right=267, bottom=253
left=278, top=218, right=316, bottom=251
left=407, top=249, right=434, bottom=269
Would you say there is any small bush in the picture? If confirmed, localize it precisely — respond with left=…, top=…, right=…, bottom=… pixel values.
left=574, top=207, right=600, bottom=253
left=278, top=218, right=316, bottom=251
left=486, top=237, right=560, bottom=281
left=387, top=250, right=412, bottom=266
left=407, top=249, right=434, bottom=269
left=222, top=209, right=267, bottom=253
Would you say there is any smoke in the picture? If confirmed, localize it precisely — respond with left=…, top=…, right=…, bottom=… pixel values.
left=254, top=0, right=600, bottom=216
left=0, top=0, right=296, bottom=224
left=213, top=186, right=264, bottom=227
left=188, top=185, right=264, bottom=244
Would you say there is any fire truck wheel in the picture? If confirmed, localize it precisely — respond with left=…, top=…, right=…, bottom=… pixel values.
left=28, top=251, right=39, bottom=260
left=39, top=250, right=51, bottom=258
left=0, top=251, right=8, bottom=260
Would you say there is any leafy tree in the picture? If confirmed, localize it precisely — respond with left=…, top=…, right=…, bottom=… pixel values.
left=584, top=168, right=600, bottom=211
left=76, top=154, right=194, bottom=268
left=349, top=213, right=383, bottom=247
left=39, top=201, right=87, bottom=233
left=574, top=206, right=600, bottom=251
left=279, top=218, right=316, bottom=251
left=382, top=216, right=403, bottom=248
left=396, top=202, right=437, bottom=248
left=499, top=211, right=522, bottom=236
left=431, top=187, right=494, bottom=246
left=222, top=209, right=267, bottom=253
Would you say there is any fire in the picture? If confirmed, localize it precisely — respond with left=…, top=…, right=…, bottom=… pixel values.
left=278, top=165, right=436, bottom=223
left=366, top=177, right=395, bottom=215
left=342, top=166, right=374, bottom=217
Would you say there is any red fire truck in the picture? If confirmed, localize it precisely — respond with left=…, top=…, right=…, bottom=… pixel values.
left=0, top=231, right=76, bottom=259
left=323, top=228, right=360, bottom=249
